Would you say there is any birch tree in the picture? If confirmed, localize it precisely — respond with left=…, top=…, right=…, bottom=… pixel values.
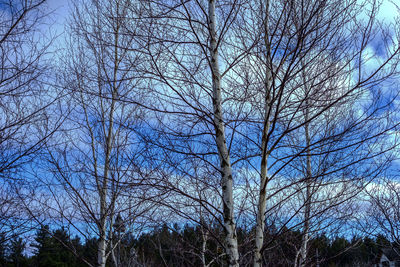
left=31, top=1, right=154, bottom=266
left=246, top=0, right=400, bottom=265
left=209, top=1, right=239, bottom=264
left=134, top=1, right=259, bottom=265
left=129, top=0, right=400, bottom=265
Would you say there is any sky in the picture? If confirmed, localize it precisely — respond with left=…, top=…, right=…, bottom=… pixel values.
left=45, top=0, right=69, bottom=37
left=44, top=0, right=399, bottom=32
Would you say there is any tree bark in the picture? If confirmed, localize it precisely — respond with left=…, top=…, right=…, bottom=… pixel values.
left=208, top=1, right=239, bottom=266
left=97, top=4, right=120, bottom=265
left=254, top=0, right=272, bottom=266
left=298, top=104, right=312, bottom=267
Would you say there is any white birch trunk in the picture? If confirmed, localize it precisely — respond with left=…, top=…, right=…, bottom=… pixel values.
left=201, top=226, right=208, bottom=267
left=298, top=106, right=312, bottom=267
left=97, top=9, right=120, bottom=266
left=254, top=0, right=272, bottom=266
left=97, top=224, right=107, bottom=267
left=253, top=140, right=269, bottom=267
left=208, top=1, right=239, bottom=266
left=254, top=112, right=270, bottom=267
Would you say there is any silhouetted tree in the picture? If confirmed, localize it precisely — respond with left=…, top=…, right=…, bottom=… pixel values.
left=8, top=237, right=27, bottom=267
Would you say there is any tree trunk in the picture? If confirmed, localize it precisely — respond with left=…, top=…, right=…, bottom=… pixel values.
left=254, top=0, right=272, bottom=266
left=201, top=226, right=208, bottom=267
left=97, top=6, right=120, bottom=265
left=208, top=1, right=239, bottom=266
left=97, top=225, right=107, bottom=267
left=298, top=105, right=312, bottom=267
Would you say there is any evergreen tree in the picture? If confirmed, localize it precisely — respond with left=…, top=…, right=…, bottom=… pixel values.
left=81, top=238, right=97, bottom=267
left=31, top=225, right=82, bottom=267
left=0, top=233, right=6, bottom=267
left=9, top=237, right=27, bottom=267
left=32, top=225, right=53, bottom=267
left=51, top=227, right=79, bottom=266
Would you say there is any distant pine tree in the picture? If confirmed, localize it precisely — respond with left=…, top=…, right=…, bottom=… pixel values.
left=0, top=232, right=6, bottom=267
left=32, top=225, right=54, bottom=267
left=31, top=225, right=86, bottom=267
left=9, top=237, right=27, bottom=267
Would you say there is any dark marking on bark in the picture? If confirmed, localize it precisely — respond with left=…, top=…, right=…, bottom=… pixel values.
left=221, top=158, right=228, bottom=168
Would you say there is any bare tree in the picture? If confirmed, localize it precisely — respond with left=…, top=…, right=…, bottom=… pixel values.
left=362, top=174, right=400, bottom=252
left=140, top=0, right=400, bottom=265
left=27, top=1, right=156, bottom=266
left=107, top=0, right=400, bottom=265
left=284, top=58, right=397, bottom=267
left=131, top=0, right=265, bottom=265
left=0, top=0, right=58, bottom=244
left=244, top=0, right=400, bottom=265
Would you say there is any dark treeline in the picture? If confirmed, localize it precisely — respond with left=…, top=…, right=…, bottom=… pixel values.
left=0, top=224, right=392, bottom=267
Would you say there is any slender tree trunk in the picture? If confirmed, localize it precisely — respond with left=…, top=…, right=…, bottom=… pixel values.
left=298, top=106, right=312, bottom=267
left=97, top=221, right=107, bottom=267
left=254, top=1, right=272, bottom=266
left=253, top=132, right=270, bottom=267
left=208, top=1, right=239, bottom=266
left=97, top=5, right=120, bottom=265
left=254, top=149, right=269, bottom=267
left=254, top=114, right=271, bottom=266
left=201, top=226, right=208, bottom=267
